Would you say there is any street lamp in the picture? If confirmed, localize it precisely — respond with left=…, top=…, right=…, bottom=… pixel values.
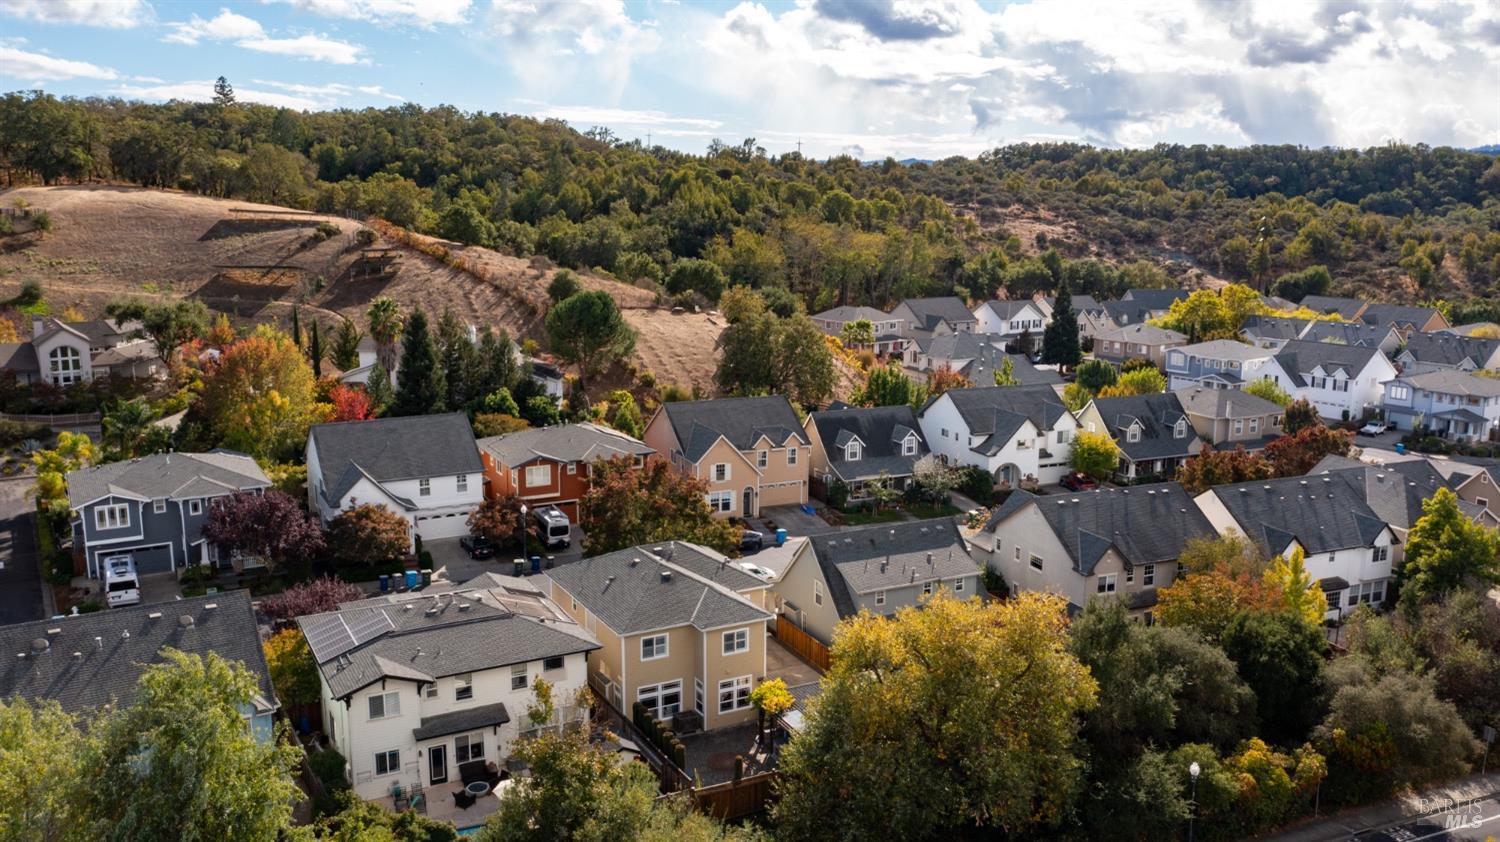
left=1188, top=761, right=1201, bottom=842
left=519, top=502, right=529, bottom=577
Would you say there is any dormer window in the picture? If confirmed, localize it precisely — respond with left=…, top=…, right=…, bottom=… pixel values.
left=1126, top=425, right=1141, bottom=443
left=1174, top=419, right=1186, bottom=439
left=845, top=441, right=862, bottom=461
left=901, top=436, right=917, bottom=456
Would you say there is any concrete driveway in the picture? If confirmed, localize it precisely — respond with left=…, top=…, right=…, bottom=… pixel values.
left=0, top=478, right=46, bottom=624
left=755, top=504, right=836, bottom=537
left=424, top=526, right=586, bottom=584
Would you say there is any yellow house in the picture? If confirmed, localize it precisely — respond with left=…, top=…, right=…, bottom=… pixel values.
left=642, top=396, right=810, bottom=519
left=546, top=542, right=775, bottom=731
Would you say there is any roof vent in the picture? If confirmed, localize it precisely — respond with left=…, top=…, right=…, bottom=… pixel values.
left=72, top=651, right=82, bottom=660
left=1147, top=490, right=1156, bottom=495
left=147, top=612, right=162, bottom=620
left=1300, top=480, right=1309, bottom=486
left=1071, top=498, right=1080, bottom=504
left=889, top=529, right=897, bottom=540
left=178, top=615, right=194, bottom=629
left=46, top=627, right=61, bottom=635
left=629, top=557, right=639, bottom=567
left=204, top=603, right=217, bottom=610
left=403, top=603, right=413, bottom=612
left=32, top=638, right=48, bottom=654
left=660, top=570, right=673, bottom=583
left=1239, top=488, right=1248, bottom=494
left=457, top=602, right=471, bottom=612
left=94, top=636, right=102, bottom=650
left=1322, top=477, right=1331, bottom=483
left=926, top=552, right=934, bottom=566
left=425, top=606, right=438, bottom=617
left=121, top=630, right=130, bottom=639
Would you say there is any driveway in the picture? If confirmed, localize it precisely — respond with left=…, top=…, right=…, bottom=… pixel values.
left=754, top=504, right=836, bottom=537
left=424, top=526, right=586, bottom=584
left=0, top=478, right=46, bottom=624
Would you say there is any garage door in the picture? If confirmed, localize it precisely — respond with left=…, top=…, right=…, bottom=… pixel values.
left=130, top=544, right=175, bottom=575
left=414, top=511, right=472, bottom=540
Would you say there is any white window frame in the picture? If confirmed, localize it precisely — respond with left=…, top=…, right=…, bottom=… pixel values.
left=455, top=733, right=485, bottom=763
left=152, top=498, right=166, bottom=514
left=638, top=680, right=683, bottom=720
left=94, top=504, right=130, bottom=531
left=188, top=498, right=202, bottom=516
left=757, top=450, right=768, bottom=469
left=525, top=464, right=551, bottom=487
left=374, top=749, right=400, bottom=777
left=722, top=628, right=749, bottom=655
left=1029, top=554, right=1043, bottom=571
left=954, top=578, right=965, bottom=592
left=695, top=678, right=704, bottom=714
left=640, top=634, right=669, bottom=661
left=718, top=676, right=752, bottom=715
left=813, top=580, right=823, bottom=606
left=48, top=345, right=83, bottom=386
left=1143, top=563, right=1155, bottom=586
left=1097, top=574, right=1117, bottom=594
left=902, top=436, right=917, bottom=456
left=787, top=447, right=798, bottom=466
left=707, top=491, right=734, bottom=513
left=567, top=463, right=577, bottom=475
left=874, top=590, right=886, bottom=606
left=368, top=691, right=400, bottom=720
left=418, top=478, right=431, bottom=497
left=921, top=580, right=934, bottom=597
left=1174, top=420, right=1186, bottom=439
left=845, top=441, right=862, bottom=461
left=456, top=474, right=468, bottom=493
left=712, top=463, right=730, bottom=482
left=1126, top=426, right=1141, bottom=443
left=510, top=664, right=528, bottom=691
left=1372, top=545, right=1389, bottom=563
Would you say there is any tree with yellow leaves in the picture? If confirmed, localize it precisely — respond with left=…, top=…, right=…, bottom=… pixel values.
left=31, top=431, right=98, bottom=518
left=198, top=325, right=329, bottom=461
left=1264, top=545, right=1328, bottom=628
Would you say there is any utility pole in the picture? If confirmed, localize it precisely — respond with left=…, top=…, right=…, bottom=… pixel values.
left=796, top=138, right=802, bottom=155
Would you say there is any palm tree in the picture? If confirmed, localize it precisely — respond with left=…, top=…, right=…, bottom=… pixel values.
left=366, top=297, right=402, bottom=371
left=102, top=399, right=157, bottom=459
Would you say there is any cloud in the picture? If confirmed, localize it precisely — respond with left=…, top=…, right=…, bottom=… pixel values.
left=0, top=0, right=148, bottom=28
left=0, top=46, right=117, bottom=81
left=488, top=0, right=661, bottom=99
left=269, top=0, right=472, bottom=26
left=527, top=104, right=723, bottom=130
left=249, top=78, right=409, bottom=102
left=238, top=34, right=364, bottom=64
left=813, top=0, right=967, bottom=41
left=162, top=8, right=365, bottom=63
left=164, top=9, right=266, bottom=45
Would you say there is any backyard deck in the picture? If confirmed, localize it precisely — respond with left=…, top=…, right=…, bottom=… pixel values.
left=375, top=783, right=508, bottom=831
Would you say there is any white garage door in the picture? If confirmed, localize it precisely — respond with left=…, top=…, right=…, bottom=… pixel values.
left=414, top=510, right=472, bottom=540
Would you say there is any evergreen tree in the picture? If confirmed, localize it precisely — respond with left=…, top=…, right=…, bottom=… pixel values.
left=307, top=318, right=323, bottom=378
left=212, top=76, right=235, bottom=106
left=435, top=309, right=472, bottom=411
left=290, top=306, right=302, bottom=350
left=365, top=360, right=392, bottom=415
left=1042, top=282, right=1081, bottom=367
left=330, top=317, right=361, bottom=371
left=392, top=310, right=442, bottom=416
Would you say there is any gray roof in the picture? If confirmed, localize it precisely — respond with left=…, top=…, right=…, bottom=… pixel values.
left=1087, top=392, right=1204, bottom=462
left=895, top=297, right=976, bottom=331
left=1360, top=303, right=1442, bottom=329
left=1120, top=288, right=1189, bottom=310
left=1043, top=294, right=1104, bottom=315
left=1096, top=322, right=1188, bottom=346
left=928, top=385, right=1070, bottom=456
left=0, top=342, right=38, bottom=373
left=658, top=396, right=808, bottom=463
left=546, top=543, right=773, bottom=635
left=299, top=573, right=599, bottom=700
left=310, top=412, right=482, bottom=508
left=1398, top=331, right=1500, bottom=368
left=1299, top=295, right=1367, bottom=320
left=1309, top=458, right=1483, bottom=531
left=1391, top=369, right=1500, bottom=398
left=0, top=590, right=277, bottom=714
left=1301, top=321, right=1398, bottom=348
left=1172, top=339, right=1274, bottom=363
left=66, top=451, right=269, bottom=508
left=923, top=334, right=1061, bottom=387
left=1175, top=386, right=1284, bottom=420
left=412, top=702, right=512, bottom=741
left=810, top=405, right=928, bottom=483
left=1274, top=339, right=1386, bottom=386
left=977, top=299, right=1041, bottom=320
left=986, top=482, right=1215, bottom=574
left=477, top=422, right=652, bottom=468
left=808, top=518, right=977, bottom=616
left=1206, top=473, right=1392, bottom=555
left=1240, top=316, right=1312, bottom=343
left=811, top=305, right=889, bottom=324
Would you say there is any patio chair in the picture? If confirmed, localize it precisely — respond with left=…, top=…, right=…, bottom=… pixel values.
left=452, top=789, right=476, bottom=810
left=407, top=784, right=426, bottom=815
left=390, top=782, right=407, bottom=811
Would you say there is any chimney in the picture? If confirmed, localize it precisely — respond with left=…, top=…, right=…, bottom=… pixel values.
left=32, top=317, right=44, bottom=337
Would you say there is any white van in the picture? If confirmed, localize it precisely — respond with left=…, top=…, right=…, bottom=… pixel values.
left=102, top=554, right=141, bottom=608
left=532, top=505, right=572, bottom=550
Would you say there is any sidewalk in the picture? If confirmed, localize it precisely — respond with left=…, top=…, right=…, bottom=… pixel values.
left=1258, top=772, right=1500, bottom=842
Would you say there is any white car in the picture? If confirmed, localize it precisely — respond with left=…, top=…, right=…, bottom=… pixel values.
left=1358, top=420, right=1389, bottom=437
left=102, top=554, right=141, bottom=608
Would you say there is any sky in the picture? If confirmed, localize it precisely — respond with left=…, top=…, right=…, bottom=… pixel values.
left=1, top=0, right=1497, bottom=160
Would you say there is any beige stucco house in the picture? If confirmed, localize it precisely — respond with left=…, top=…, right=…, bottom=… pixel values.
left=643, top=396, right=810, bottom=519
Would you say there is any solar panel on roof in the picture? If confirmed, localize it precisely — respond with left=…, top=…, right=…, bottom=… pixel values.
left=346, top=608, right=395, bottom=646
left=302, top=614, right=356, bottom=663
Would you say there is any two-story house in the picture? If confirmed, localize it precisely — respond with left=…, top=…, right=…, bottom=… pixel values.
left=0, top=590, right=278, bottom=741
left=1393, top=331, right=1500, bottom=375
left=1175, top=387, right=1284, bottom=450
left=307, top=413, right=485, bottom=545
left=300, top=573, right=599, bottom=800
left=66, top=451, right=271, bottom=579
left=905, top=332, right=1060, bottom=387
left=1093, top=323, right=1188, bottom=369
left=1035, top=293, right=1111, bottom=343
left=477, top=423, right=653, bottom=520
left=1164, top=339, right=1285, bottom=391
left=972, top=299, right=1048, bottom=352
left=1358, top=302, right=1449, bottom=336
left=1194, top=473, right=1400, bottom=620
left=775, top=519, right=980, bottom=645
left=1452, top=465, right=1500, bottom=521
left=918, top=384, right=1079, bottom=486
left=0, top=316, right=157, bottom=386
left=971, top=482, right=1214, bottom=618
left=1299, top=295, right=1368, bottom=321
left=547, top=542, right=774, bottom=732
left=1300, top=321, right=1403, bottom=355
left=1240, top=316, right=1313, bottom=350
left=1380, top=369, right=1500, bottom=441
left=1076, top=392, right=1207, bottom=482
left=642, top=396, right=809, bottom=518
left=809, top=305, right=906, bottom=356
left=804, top=404, right=929, bottom=502
left=1310, top=456, right=1495, bottom=537
left=889, top=297, right=977, bottom=342
left=1272, top=339, right=1398, bottom=421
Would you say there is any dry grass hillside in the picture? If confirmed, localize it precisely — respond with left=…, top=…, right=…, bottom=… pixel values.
left=0, top=185, right=724, bottom=393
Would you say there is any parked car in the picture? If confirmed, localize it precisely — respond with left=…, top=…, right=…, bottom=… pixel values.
left=739, top=529, right=764, bottom=553
left=532, top=505, right=572, bottom=550
left=1358, top=420, right=1389, bottom=437
left=1060, top=472, right=1099, bottom=491
left=459, top=534, right=495, bottom=559
left=103, top=554, right=141, bottom=608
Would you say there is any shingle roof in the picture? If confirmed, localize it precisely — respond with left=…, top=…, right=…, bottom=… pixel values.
left=477, top=422, right=652, bottom=468
left=1096, top=322, right=1188, bottom=346
left=1300, top=321, right=1396, bottom=348
left=810, top=405, right=928, bottom=483
left=922, top=334, right=1061, bottom=387
left=928, top=385, right=1070, bottom=456
left=1308, top=458, right=1467, bottom=532
left=546, top=543, right=772, bottom=635
left=0, top=590, right=277, bottom=714
left=1173, top=339, right=1275, bottom=363
left=977, top=299, right=1041, bottom=320
left=1043, top=294, right=1104, bottom=315
left=1087, top=392, right=1204, bottom=462
left=66, top=451, right=269, bottom=508
left=1240, top=316, right=1312, bottom=343
left=1207, top=473, right=1391, bottom=555
left=1120, top=288, right=1189, bottom=310
left=1398, top=332, right=1500, bottom=369
left=659, top=396, right=808, bottom=463
left=0, top=342, right=39, bottom=373
left=412, top=702, right=512, bottom=741
left=1174, top=387, right=1284, bottom=420
left=986, top=482, right=1215, bottom=574
left=808, top=518, right=977, bottom=615
left=1299, top=295, right=1367, bottom=320
left=1274, top=339, right=1386, bottom=386
left=896, top=297, right=976, bottom=331
left=1360, top=303, right=1442, bottom=329
left=310, top=412, right=483, bottom=507
left=811, top=305, right=889, bottom=324
left=1391, top=369, right=1500, bottom=398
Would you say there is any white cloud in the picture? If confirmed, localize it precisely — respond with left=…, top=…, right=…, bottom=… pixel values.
left=162, top=8, right=364, bottom=64
left=238, top=34, right=364, bottom=64
left=250, top=78, right=409, bottom=102
left=0, top=0, right=148, bottom=28
left=489, top=0, right=661, bottom=100
left=270, top=0, right=472, bottom=26
left=0, top=46, right=117, bottom=82
left=164, top=9, right=266, bottom=46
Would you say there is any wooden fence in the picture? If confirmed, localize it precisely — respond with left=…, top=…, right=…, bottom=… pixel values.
left=692, top=772, right=778, bottom=821
left=775, top=615, right=831, bottom=672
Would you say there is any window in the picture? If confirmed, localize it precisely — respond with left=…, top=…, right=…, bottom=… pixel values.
left=1477, top=497, right=1489, bottom=509
left=374, top=749, right=400, bottom=776
left=1014, top=546, right=1022, bottom=562
left=787, top=447, right=798, bottom=466
left=510, top=664, right=527, bottom=691
left=1372, top=545, right=1389, bottom=563
left=188, top=499, right=202, bottom=516
left=712, top=463, right=730, bottom=482
left=813, top=580, right=823, bottom=606
left=718, top=676, right=752, bottom=714
left=723, top=628, right=749, bottom=655
left=152, top=498, right=166, bottom=514
left=48, top=346, right=83, bottom=386
left=954, top=578, right=965, bottom=592
left=456, top=474, right=468, bottom=493
left=1126, top=567, right=1134, bottom=584
left=543, top=655, right=565, bottom=671
left=418, top=478, right=431, bottom=496
left=695, top=679, right=704, bottom=714
left=707, top=491, right=734, bottom=513
left=1057, top=429, right=1072, bottom=444
left=921, top=580, right=935, bottom=597
left=1249, top=418, right=1259, bottom=434
left=845, top=441, right=862, bottom=461
left=1174, top=420, right=1186, bottom=439
left=425, top=683, right=437, bottom=698
left=1097, top=574, right=1116, bottom=594
left=902, top=436, right=917, bottom=456
left=639, top=681, right=683, bottom=718
left=525, top=465, right=551, bottom=487
left=455, top=733, right=485, bottom=763
left=368, top=691, right=400, bottom=720
left=1126, top=426, right=1141, bottom=443
left=94, top=504, right=130, bottom=531
left=456, top=673, right=474, bottom=700
left=1390, top=384, right=1411, bottom=400
left=567, top=463, right=577, bottom=475
left=757, top=450, right=768, bottom=468
left=1346, top=580, right=1386, bottom=607
left=1029, top=554, right=1043, bottom=571
left=940, top=428, right=950, bottom=439
left=874, top=590, right=886, bottom=606
left=641, top=634, right=668, bottom=660
left=1143, top=564, right=1156, bottom=586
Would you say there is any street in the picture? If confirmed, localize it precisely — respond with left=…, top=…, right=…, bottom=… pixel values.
left=1350, top=791, right=1500, bottom=842
left=0, top=478, right=46, bottom=624
left=1263, top=775, right=1500, bottom=842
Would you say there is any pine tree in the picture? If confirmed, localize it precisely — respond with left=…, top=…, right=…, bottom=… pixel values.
left=435, top=310, right=472, bottom=411
left=290, top=306, right=302, bottom=351
left=1042, top=281, right=1081, bottom=367
left=366, top=361, right=393, bottom=415
left=330, top=318, right=361, bottom=371
left=308, top=319, right=323, bottom=378
left=212, top=76, right=235, bottom=106
left=392, top=309, right=442, bottom=416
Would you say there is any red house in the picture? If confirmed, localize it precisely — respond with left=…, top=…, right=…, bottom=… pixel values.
left=477, top=423, right=654, bottom=520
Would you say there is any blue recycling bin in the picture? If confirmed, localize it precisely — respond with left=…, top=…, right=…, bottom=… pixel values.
left=1395, top=442, right=1407, bottom=455
left=404, top=570, right=419, bottom=590
left=378, top=574, right=390, bottom=593
left=774, top=528, right=787, bottom=547
left=530, top=555, right=541, bottom=574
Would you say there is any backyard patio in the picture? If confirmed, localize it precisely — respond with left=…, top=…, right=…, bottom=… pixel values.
left=374, top=781, right=509, bottom=831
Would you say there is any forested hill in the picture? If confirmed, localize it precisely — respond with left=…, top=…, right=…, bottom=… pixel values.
left=4, top=90, right=1499, bottom=319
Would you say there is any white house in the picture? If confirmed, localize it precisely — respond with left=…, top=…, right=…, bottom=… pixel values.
left=972, top=299, right=1049, bottom=352
left=918, top=384, right=1078, bottom=486
left=300, top=574, right=598, bottom=801
left=307, top=413, right=485, bottom=545
left=1271, top=339, right=1399, bottom=421
left=0, top=317, right=157, bottom=387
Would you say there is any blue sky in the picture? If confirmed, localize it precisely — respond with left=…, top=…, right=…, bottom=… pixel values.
left=2, top=0, right=1497, bottom=159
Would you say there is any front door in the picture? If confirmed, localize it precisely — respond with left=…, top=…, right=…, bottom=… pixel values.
left=429, top=744, right=447, bottom=784
left=742, top=487, right=754, bottom=517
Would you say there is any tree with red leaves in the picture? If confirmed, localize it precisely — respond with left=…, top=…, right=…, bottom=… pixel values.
left=201, top=490, right=325, bottom=572
left=327, top=503, right=410, bottom=566
left=581, top=456, right=740, bottom=556
left=260, top=575, right=366, bottom=624
left=468, top=492, right=529, bottom=550
left=926, top=364, right=971, bottom=399
left=327, top=383, right=374, bottom=422
left=1178, top=445, right=1275, bottom=494
left=1265, top=424, right=1354, bottom=476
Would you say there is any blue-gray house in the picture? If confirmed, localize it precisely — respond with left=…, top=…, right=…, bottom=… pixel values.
left=67, top=451, right=270, bottom=580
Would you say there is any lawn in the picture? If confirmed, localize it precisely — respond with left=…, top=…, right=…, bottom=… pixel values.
left=838, top=501, right=964, bottom=525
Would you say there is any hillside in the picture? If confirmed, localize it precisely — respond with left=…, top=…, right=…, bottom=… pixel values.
left=0, top=185, right=725, bottom=394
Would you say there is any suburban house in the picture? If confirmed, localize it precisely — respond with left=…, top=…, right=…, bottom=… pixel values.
left=1298, top=295, right=1369, bottom=321
left=1358, top=303, right=1448, bottom=335
left=905, top=332, right=1060, bottom=387
left=777, top=519, right=979, bottom=645
left=810, top=305, right=906, bottom=356
left=1194, top=473, right=1400, bottom=620
left=1175, top=387, right=1284, bottom=450
left=299, top=573, right=599, bottom=800
left=889, top=297, right=977, bottom=341
left=1076, top=392, right=1207, bottom=482
left=1093, top=323, right=1188, bottom=369
left=642, top=395, right=809, bottom=518
left=307, top=413, right=485, bottom=545
left=1452, top=465, right=1500, bottom=520
left=1036, top=293, right=1114, bottom=343
left=1443, top=322, right=1500, bottom=338
left=1240, top=316, right=1313, bottom=350
left=1164, top=339, right=1284, bottom=391
left=971, top=482, right=1213, bottom=617
left=1393, top=331, right=1500, bottom=374
left=547, top=542, right=775, bottom=732
left=1380, top=370, right=1500, bottom=442
left=1272, top=339, right=1399, bottom=421
left=804, top=404, right=930, bottom=502
left=918, top=384, right=1079, bottom=486
left=1300, top=320, right=1403, bottom=355
left=66, top=451, right=271, bottom=579
left=0, top=591, right=278, bottom=740
left=1310, top=456, right=1495, bottom=536
left=477, top=423, right=653, bottom=520
left=0, top=316, right=158, bottom=386
left=972, top=299, right=1048, bottom=352
left=1102, top=289, right=1188, bottom=326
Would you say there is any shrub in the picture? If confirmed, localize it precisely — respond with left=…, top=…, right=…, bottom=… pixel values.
left=260, top=576, right=366, bottom=623
left=354, top=228, right=377, bottom=246
left=826, top=479, right=850, bottom=510
left=957, top=466, right=996, bottom=505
